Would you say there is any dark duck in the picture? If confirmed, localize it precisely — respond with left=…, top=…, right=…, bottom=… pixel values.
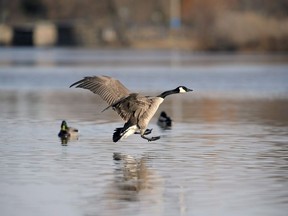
left=157, top=111, right=172, bottom=129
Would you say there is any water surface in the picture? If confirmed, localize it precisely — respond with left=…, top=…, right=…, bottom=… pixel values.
left=0, top=48, right=288, bottom=216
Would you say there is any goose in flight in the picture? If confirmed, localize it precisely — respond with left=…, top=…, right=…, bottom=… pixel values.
left=70, top=75, right=192, bottom=142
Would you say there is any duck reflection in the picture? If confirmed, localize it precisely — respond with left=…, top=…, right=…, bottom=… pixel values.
left=58, top=136, right=78, bottom=145
left=59, top=137, right=69, bottom=145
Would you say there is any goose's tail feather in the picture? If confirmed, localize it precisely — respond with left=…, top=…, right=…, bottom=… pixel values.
left=112, top=122, right=138, bottom=143
left=113, top=127, right=123, bottom=142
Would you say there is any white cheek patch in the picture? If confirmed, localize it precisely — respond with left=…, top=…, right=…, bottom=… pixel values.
left=179, top=87, right=186, bottom=93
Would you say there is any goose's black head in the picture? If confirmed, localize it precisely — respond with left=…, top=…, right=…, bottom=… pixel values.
left=176, top=86, right=193, bottom=93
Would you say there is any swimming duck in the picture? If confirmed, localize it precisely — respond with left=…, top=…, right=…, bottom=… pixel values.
left=157, top=111, right=172, bottom=129
left=58, top=120, right=79, bottom=139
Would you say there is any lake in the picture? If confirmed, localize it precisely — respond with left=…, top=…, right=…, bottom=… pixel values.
left=0, top=48, right=288, bottom=216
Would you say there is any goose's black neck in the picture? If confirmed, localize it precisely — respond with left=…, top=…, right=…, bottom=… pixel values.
left=158, top=89, right=177, bottom=98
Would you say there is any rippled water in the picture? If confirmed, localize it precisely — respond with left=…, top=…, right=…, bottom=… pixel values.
left=0, top=48, right=288, bottom=216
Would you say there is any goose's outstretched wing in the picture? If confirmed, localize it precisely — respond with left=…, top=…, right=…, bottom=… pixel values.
left=70, top=76, right=130, bottom=105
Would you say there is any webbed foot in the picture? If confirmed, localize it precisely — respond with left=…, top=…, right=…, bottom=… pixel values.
left=135, top=128, right=152, bottom=135
left=141, top=135, right=161, bottom=142
left=144, top=128, right=153, bottom=135
left=148, top=136, right=161, bottom=142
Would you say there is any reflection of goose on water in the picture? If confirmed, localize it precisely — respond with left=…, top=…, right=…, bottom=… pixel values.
left=157, top=111, right=172, bottom=129
left=107, top=153, right=164, bottom=203
left=70, top=75, right=192, bottom=142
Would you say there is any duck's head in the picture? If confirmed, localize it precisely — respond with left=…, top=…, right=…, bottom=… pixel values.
left=61, top=120, right=68, bottom=131
left=160, top=111, right=168, bottom=118
left=176, top=86, right=193, bottom=93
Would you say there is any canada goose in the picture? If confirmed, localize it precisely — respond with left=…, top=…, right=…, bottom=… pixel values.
left=58, top=120, right=79, bottom=139
left=70, top=75, right=192, bottom=142
left=157, top=111, right=172, bottom=129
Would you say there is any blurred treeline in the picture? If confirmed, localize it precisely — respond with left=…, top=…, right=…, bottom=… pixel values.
left=1, top=0, right=288, bottom=51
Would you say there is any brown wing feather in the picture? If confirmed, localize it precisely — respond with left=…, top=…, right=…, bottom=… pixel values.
left=70, top=76, right=130, bottom=105
left=113, top=94, right=148, bottom=121
left=111, top=94, right=162, bottom=123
